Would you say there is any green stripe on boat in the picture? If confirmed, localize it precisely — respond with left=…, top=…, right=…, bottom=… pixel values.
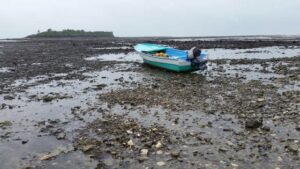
left=134, top=43, right=208, bottom=72
left=143, top=58, right=199, bottom=72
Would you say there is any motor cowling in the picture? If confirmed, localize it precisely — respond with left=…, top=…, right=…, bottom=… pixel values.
left=188, top=47, right=201, bottom=59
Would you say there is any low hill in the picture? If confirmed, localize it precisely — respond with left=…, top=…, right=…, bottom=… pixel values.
left=28, top=29, right=114, bottom=38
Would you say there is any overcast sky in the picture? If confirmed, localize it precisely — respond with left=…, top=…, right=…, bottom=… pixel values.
left=1, top=0, right=300, bottom=38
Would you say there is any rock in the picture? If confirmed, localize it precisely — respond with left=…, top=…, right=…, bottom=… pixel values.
left=138, top=156, right=149, bottom=162
left=126, top=130, right=133, bottom=134
left=48, top=119, right=60, bottom=124
left=22, top=140, right=29, bottom=144
left=3, top=95, right=14, bottom=100
left=296, top=124, right=300, bottom=131
left=207, top=121, right=213, bottom=127
left=0, top=121, right=12, bottom=129
left=42, top=95, right=55, bottom=102
left=257, top=98, right=265, bottom=102
left=157, top=161, right=166, bottom=166
left=82, top=145, right=95, bottom=152
left=245, top=119, right=263, bottom=129
left=171, top=150, right=180, bottom=158
left=261, top=126, right=271, bottom=131
left=140, top=149, right=148, bottom=156
left=127, top=139, right=134, bottom=146
left=226, top=141, right=234, bottom=146
left=155, top=141, right=162, bottom=149
left=1, top=103, right=6, bottom=109
left=28, top=94, right=37, bottom=99
left=231, top=163, right=239, bottom=168
left=39, top=154, right=53, bottom=161
left=39, top=145, right=74, bottom=160
left=286, top=144, right=298, bottom=153
left=94, top=84, right=107, bottom=90
left=56, top=132, right=66, bottom=140
left=219, top=147, right=229, bottom=152
left=156, top=150, right=163, bottom=155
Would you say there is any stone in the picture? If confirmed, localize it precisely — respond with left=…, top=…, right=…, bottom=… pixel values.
left=257, top=98, right=265, bottom=102
left=3, top=95, right=15, bottom=100
left=155, top=141, right=162, bottom=149
left=245, top=119, right=263, bottom=129
left=219, top=147, right=229, bottom=152
left=140, top=149, right=148, bottom=156
left=286, top=144, right=298, bottom=153
left=82, top=145, right=95, bottom=152
left=296, top=124, right=300, bottom=131
left=138, top=156, right=149, bottom=162
left=42, top=95, right=55, bottom=102
left=0, top=121, right=12, bottom=129
left=231, top=163, right=239, bottom=168
left=56, top=132, right=66, bottom=140
left=261, top=126, right=271, bottom=131
left=22, top=140, right=29, bottom=144
left=171, top=150, right=180, bottom=158
left=226, top=141, right=234, bottom=146
left=127, top=139, right=134, bottom=146
left=157, top=161, right=166, bottom=166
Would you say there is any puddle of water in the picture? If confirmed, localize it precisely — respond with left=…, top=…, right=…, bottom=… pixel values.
left=0, top=67, right=14, bottom=73
left=277, top=81, right=300, bottom=93
left=0, top=39, right=27, bottom=42
left=85, top=52, right=142, bottom=62
left=203, top=63, right=285, bottom=84
left=166, top=36, right=297, bottom=42
left=32, top=63, right=42, bottom=66
left=205, top=46, right=300, bottom=60
left=12, top=75, right=50, bottom=87
left=0, top=67, right=153, bottom=168
left=90, top=46, right=131, bottom=50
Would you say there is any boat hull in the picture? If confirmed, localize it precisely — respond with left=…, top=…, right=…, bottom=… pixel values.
left=141, top=53, right=206, bottom=72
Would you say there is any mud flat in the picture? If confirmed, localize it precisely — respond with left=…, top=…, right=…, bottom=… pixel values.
left=0, top=37, right=299, bottom=169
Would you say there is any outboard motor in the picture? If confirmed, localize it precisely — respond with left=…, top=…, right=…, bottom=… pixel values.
left=188, top=47, right=201, bottom=66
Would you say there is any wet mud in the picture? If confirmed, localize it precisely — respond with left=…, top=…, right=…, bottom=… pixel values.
left=0, top=37, right=299, bottom=169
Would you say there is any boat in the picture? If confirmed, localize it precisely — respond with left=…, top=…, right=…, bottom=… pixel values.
left=134, top=43, right=208, bottom=72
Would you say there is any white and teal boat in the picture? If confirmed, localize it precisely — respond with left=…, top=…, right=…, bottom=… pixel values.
left=134, top=43, right=207, bottom=72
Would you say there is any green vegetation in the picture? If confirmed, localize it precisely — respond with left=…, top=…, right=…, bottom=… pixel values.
left=28, top=29, right=114, bottom=38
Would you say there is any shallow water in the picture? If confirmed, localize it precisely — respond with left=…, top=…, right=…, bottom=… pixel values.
left=85, top=52, right=142, bottom=62
left=0, top=67, right=13, bottom=73
left=204, top=46, right=300, bottom=60
left=90, top=46, right=131, bottom=50
left=166, top=36, right=295, bottom=42
left=0, top=65, right=152, bottom=168
left=0, top=39, right=27, bottom=42
left=85, top=46, right=300, bottom=62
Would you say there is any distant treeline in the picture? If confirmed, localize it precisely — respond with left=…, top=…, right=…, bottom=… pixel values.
left=28, top=29, right=114, bottom=38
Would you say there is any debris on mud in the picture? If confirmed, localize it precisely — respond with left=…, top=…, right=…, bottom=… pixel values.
left=41, top=93, right=73, bottom=102
left=0, top=121, right=12, bottom=129
left=74, top=114, right=174, bottom=168
left=39, top=145, right=74, bottom=160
